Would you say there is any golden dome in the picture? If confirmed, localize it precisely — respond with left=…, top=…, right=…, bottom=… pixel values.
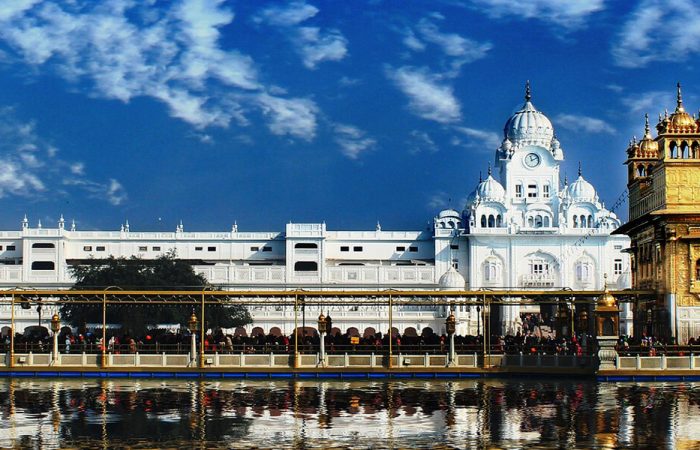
left=666, top=83, right=698, bottom=132
left=638, top=114, right=659, bottom=155
left=596, top=275, right=617, bottom=310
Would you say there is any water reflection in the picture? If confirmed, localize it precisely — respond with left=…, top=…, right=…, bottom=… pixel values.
left=0, top=377, right=696, bottom=448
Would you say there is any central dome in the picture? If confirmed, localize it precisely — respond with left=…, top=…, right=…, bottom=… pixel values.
left=503, top=82, right=554, bottom=146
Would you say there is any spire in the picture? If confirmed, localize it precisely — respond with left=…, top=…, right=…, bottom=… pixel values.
left=479, top=170, right=482, bottom=183
left=487, top=163, right=492, bottom=176
left=525, top=80, right=531, bottom=102
left=564, top=173, right=568, bottom=185
left=676, top=82, right=685, bottom=111
left=578, top=161, right=582, bottom=177
left=71, top=219, right=76, bottom=231
left=644, top=113, right=651, bottom=137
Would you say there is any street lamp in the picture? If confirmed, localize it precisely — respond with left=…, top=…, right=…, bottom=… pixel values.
left=318, top=313, right=327, bottom=366
left=188, top=313, right=198, bottom=366
left=50, top=313, right=60, bottom=365
left=446, top=310, right=456, bottom=366
left=476, top=305, right=481, bottom=336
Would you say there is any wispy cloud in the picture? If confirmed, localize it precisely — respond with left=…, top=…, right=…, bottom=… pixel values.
left=620, top=91, right=674, bottom=117
left=256, top=94, right=318, bottom=140
left=452, top=126, right=500, bottom=150
left=427, top=191, right=451, bottom=210
left=333, top=124, right=376, bottom=159
left=0, top=106, right=126, bottom=205
left=387, top=66, right=461, bottom=124
left=254, top=1, right=348, bottom=69
left=0, top=0, right=319, bottom=140
left=468, top=0, right=605, bottom=28
left=407, top=130, right=438, bottom=154
left=555, top=114, right=616, bottom=134
left=612, top=0, right=700, bottom=68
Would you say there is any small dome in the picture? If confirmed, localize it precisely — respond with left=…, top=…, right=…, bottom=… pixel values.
left=438, top=266, right=466, bottom=291
left=476, top=174, right=505, bottom=202
left=659, top=83, right=699, bottom=134
left=617, top=271, right=631, bottom=289
left=568, top=174, right=597, bottom=202
left=503, top=82, right=554, bottom=146
left=438, top=208, right=460, bottom=219
left=638, top=115, right=658, bottom=155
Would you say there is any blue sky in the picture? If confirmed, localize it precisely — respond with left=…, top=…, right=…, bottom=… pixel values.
left=0, top=0, right=696, bottom=232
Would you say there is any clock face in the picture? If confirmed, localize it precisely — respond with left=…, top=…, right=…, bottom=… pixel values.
left=524, top=153, right=541, bottom=168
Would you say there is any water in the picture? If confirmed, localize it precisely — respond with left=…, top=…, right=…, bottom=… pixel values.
left=0, top=377, right=695, bottom=448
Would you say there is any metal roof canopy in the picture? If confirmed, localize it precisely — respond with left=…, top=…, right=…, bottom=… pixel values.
left=0, top=289, right=654, bottom=306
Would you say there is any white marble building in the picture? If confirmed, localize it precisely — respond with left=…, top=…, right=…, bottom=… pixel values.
left=0, top=85, right=631, bottom=336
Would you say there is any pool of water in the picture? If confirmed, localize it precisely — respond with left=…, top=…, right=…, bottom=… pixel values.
left=0, top=378, right=696, bottom=448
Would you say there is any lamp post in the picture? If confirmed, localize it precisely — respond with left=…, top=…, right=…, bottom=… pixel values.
left=188, top=313, right=198, bottom=367
left=318, top=313, right=327, bottom=367
left=446, top=310, right=456, bottom=367
left=50, top=313, right=60, bottom=365
left=476, top=305, right=481, bottom=336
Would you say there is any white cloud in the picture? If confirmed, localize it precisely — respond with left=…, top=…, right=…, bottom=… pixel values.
left=555, top=114, right=616, bottom=134
left=256, top=94, right=318, bottom=140
left=254, top=1, right=348, bottom=69
left=427, top=191, right=450, bottom=210
left=0, top=107, right=124, bottom=204
left=620, top=91, right=673, bottom=116
left=453, top=126, right=501, bottom=150
left=407, top=130, right=438, bottom=154
left=612, top=0, right=700, bottom=68
left=0, top=0, right=318, bottom=140
left=333, top=124, right=376, bottom=159
left=468, top=0, right=604, bottom=28
left=252, top=1, right=318, bottom=27
left=387, top=66, right=461, bottom=123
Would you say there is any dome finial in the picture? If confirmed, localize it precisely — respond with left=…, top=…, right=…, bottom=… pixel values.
left=487, top=163, right=492, bottom=176
left=564, top=172, right=568, bottom=185
left=644, top=113, right=650, bottom=135
left=677, top=82, right=684, bottom=111
left=578, top=161, right=582, bottom=177
left=479, top=170, right=482, bottom=183
left=525, top=80, right=531, bottom=102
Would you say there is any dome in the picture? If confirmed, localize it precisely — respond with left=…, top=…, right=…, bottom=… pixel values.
left=659, top=83, right=699, bottom=134
left=638, top=115, right=659, bottom=155
left=503, top=82, right=554, bottom=146
left=438, top=208, right=460, bottom=219
left=568, top=170, right=597, bottom=202
left=438, top=266, right=466, bottom=291
left=617, top=271, right=631, bottom=289
left=475, top=169, right=505, bottom=202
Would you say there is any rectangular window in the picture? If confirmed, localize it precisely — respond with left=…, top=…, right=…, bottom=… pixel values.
left=83, top=246, right=92, bottom=252
left=409, top=246, right=418, bottom=252
left=543, top=185, right=550, bottom=198
left=340, top=246, right=349, bottom=252
left=515, top=185, right=523, bottom=198
left=353, top=246, right=363, bottom=252
left=6, top=245, right=15, bottom=251
left=250, top=246, right=259, bottom=252
left=262, top=246, right=272, bottom=252
left=396, top=246, right=405, bottom=252
left=614, top=259, right=623, bottom=275
left=138, top=246, right=147, bottom=252
left=208, top=246, right=216, bottom=252
left=452, top=259, right=459, bottom=270
left=96, top=246, right=106, bottom=252
left=527, top=184, right=537, bottom=198
left=152, top=246, right=160, bottom=251
left=450, top=244, right=459, bottom=250
left=614, top=245, right=622, bottom=250
left=195, top=246, right=203, bottom=251
left=0, top=245, right=3, bottom=251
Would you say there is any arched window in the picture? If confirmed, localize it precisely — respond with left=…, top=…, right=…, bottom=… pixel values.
left=488, top=215, right=495, bottom=227
left=580, top=215, right=586, bottom=228
left=528, top=216, right=534, bottom=227
left=481, top=215, right=486, bottom=227
left=295, top=243, right=318, bottom=249
left=575, top=262, right=591, bottom=282
left=696, top=259, right=700, bottom=281
left=646, top=164, right=653, bottom=175
left=637, top=165, right=646, bottom=177
left=31, top=261, right=55, bottom=270
left=692, top=142, right=699, bottom=159
left=670, top=141, right=678, bottom=158
left=496, top=214, right=503, bottom=227
left=681, top=142, right=689, bottom=159
left=484, top=259, right=501, bottom=283
left=534, top=215, right=543, bottom=228
left=587, top=215, right=593, bottom=228
left=543, top=216, right=550, bottom=227
left=573, top=216, right=579, bottom=228
left=294, top=261, right=318, bottom=272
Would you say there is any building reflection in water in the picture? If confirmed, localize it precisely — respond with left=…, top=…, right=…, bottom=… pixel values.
left=0, top=378, right=697, bottom=447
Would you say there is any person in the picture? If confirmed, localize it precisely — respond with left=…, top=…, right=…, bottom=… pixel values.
left=64, top=336, right=71, bottom=354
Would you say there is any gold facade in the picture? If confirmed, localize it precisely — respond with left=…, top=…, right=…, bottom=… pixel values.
left=618, top=84, right=700, bottom=339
